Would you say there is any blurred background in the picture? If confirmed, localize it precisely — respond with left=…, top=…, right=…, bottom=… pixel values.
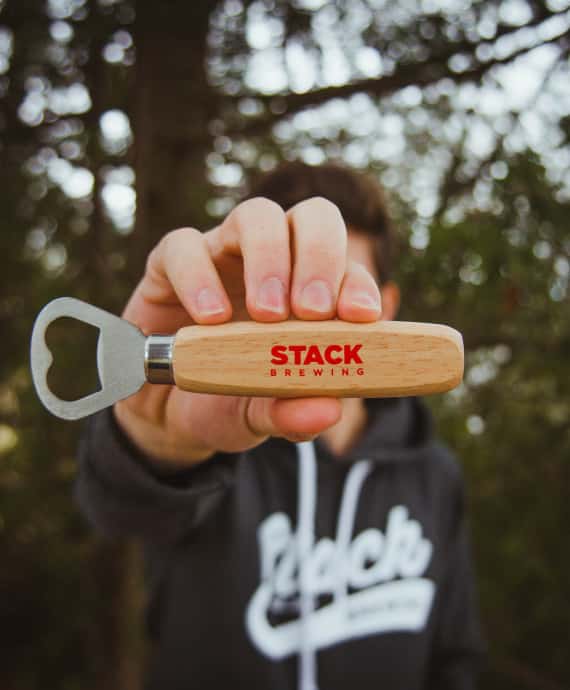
left=1, top=0, right=569, bottom=688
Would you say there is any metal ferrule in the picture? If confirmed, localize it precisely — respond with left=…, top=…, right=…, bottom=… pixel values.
left=145, top=335, right=175, bottom=384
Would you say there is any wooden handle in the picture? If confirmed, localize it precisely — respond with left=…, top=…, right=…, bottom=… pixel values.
left=171, top=320, right=463, bottom=398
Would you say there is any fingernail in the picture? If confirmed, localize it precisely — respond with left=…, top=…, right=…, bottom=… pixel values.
left=299, top=280, right=334, bottom=313
left=196, top=287, right=225, bottom=316
left=256, top=277, right=286, bottom=314
left=351, top=290, right=381, bottom=311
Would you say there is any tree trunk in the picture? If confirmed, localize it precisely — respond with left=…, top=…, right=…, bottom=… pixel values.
left=94, top=5, right=220, bottom=690
left=132, top=0, right=218, bottom=281
left=83, top=542, right=146, bottom=690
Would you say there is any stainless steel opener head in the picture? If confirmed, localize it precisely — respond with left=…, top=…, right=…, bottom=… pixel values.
left=30, top=297, right=146, bottom=420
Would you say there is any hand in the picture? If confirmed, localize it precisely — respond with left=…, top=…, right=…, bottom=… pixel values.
left=114, top=196, right=382, bottom=469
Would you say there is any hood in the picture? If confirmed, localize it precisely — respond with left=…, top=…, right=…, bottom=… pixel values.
left=315, top=396, right=434, bottom=465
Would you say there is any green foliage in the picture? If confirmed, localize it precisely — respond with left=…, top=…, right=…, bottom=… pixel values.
left=401, top=153, right=570, bottom=688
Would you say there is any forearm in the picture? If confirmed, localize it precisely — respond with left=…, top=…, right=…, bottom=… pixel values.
left=113, top=401, right=215, bottom=472
left=74, top=408, right=235, bottom=543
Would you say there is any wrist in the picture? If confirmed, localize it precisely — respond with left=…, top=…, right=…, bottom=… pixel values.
left=113, top=403, right=214, bottom=475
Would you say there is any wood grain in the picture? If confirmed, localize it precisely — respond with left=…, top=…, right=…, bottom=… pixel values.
left=172, top=320, right=463, bottom=398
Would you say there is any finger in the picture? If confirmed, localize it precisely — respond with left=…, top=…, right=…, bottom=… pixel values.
left=336, top=260, right=382, bottom=322
left=126, top=227, right=232, bottom=332
left=287, top=197, right=347, bottom=320
left=245, top=397, right=342, bottom=443
left=205, top=198, right=290, bottom=321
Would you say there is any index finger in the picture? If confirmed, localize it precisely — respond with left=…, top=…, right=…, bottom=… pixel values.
left=124, top=227, right=233, bottom=334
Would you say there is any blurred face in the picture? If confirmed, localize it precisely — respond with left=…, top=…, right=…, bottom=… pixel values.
left=347, top=228, right=400, bottom=321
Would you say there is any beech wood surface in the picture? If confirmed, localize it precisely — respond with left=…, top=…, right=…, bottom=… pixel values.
left=171, top=320, right=463, bottom=398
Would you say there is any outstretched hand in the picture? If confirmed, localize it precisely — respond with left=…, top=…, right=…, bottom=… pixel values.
left=114, top=196, right=383, bottom=468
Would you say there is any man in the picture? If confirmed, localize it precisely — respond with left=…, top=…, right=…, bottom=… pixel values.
left=76, top=161, right=484, bottom=689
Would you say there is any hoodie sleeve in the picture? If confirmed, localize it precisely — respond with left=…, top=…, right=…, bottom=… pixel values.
left=427, top=448, right=486, bottom=690
left=74, top=408, right=237, bottom=544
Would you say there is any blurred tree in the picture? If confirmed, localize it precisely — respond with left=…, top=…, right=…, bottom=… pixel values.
left=0, top=0, right=568, bottom=689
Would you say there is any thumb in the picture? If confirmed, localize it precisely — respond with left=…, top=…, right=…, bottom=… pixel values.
left=245, top=397, right=342, bottom=443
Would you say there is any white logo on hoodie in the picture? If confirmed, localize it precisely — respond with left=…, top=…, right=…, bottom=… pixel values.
left=245, top=443, right=435, bottom=668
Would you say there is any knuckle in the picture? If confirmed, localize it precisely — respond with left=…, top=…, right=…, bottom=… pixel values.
left=293, top=196, right=343, bottom=222
left=232, top=197, right=285, bottom=231
left=147, top=227, right=203, bottom=275
left=290, top=197, right=347, bottom=250
left=171, top=226, right=202, bottom=243
left=164, top=226, right=202, bottom=255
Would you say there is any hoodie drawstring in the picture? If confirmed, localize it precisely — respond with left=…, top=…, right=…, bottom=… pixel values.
left=296, top=442, right=372, bottom=690
left=297, top=441, right=318, bottom=690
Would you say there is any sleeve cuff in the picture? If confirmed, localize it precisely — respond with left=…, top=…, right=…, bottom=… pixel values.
left=80, top=408, right=236, bottom=498
left=74, top=409, right=237, bottom=542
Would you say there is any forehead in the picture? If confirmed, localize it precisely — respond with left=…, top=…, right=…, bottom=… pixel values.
left=347, top=228, right=379, bottom=280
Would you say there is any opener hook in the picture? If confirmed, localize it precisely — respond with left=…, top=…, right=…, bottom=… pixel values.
left=30, top=297, right=146, bottom=420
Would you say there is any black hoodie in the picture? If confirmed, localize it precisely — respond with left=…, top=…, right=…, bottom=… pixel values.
left=76, top=396, right=484, bottom=690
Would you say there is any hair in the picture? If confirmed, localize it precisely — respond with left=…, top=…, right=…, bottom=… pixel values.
left=243, top=161, right=396, bottom=285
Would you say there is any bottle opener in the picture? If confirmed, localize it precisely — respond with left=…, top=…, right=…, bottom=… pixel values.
left=30, top=297, right=464, bottom=420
